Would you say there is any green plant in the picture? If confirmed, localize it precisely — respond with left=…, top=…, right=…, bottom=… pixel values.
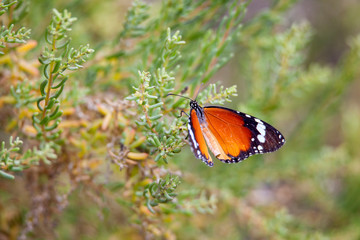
left=143, top=174, right=181, bottom=213
left=0, top=0, right=30, bottom=54
left=0, top=136, right=23, bottom=179
left=33, top=9, right=93, bottom=143
left=0, top=136, right=57, bottom=179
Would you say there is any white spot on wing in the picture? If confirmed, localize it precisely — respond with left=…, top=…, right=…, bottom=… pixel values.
left=256, top=123, right=266, bottom=136
left=257, top=134, right=265, bottom=143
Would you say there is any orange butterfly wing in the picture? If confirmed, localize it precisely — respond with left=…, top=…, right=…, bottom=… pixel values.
left=203, top=107, right=252, bottom=159
left=203, top=106, right=285, bottom=164
left=188, top=109, right=213, bottom=166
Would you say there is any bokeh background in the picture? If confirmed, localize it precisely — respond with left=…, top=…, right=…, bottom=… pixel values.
left=1, top=0, right=360, bottom=239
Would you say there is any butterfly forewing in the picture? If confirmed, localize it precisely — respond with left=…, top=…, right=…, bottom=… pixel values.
left=240, top=110, right=285, bottom=154
left=188, top=109, right=213, bottom=166
left=203, top=106, right=285, bottom=164
left=203, top=107, right=252, bottom=158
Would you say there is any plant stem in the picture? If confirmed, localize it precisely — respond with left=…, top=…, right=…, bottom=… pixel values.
left=40, top=26, right=59, bottom=138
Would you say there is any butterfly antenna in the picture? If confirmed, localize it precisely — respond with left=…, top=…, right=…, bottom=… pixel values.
left=166, top=93, right=193, bottom=101
left=194, top=83, right=204, bottom=100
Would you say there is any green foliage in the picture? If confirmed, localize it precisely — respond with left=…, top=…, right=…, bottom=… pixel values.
left=0, top=0, right=30, bottom=54
left=0, top=136, right=57, bottom=179
left=198, top=83, right=238, bottom=105
left=143, top=174, right=180, bottom=213
left=0, top=0, right=17, bottom=16
left=33, top=9, right=93, bottom=142
left=0, top=24, right=30, bottom=52
left=117, top=0, right=149, bottom=40
left=0, top=136, right=23, bottom=179
left=10, top=81, right=38, bottom=108
left=1, top=0, right=360, bottom=239
left=125, top=28, right=186, bottom=164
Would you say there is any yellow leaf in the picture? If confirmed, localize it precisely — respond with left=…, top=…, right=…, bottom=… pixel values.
left=127, top=152, right=148, bottom=160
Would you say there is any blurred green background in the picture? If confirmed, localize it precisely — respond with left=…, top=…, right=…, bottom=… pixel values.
left=1, top=0, right=360, bottom=239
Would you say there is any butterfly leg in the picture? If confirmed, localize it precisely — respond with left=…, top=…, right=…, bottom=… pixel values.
left=180, top=110, right=189, bottom=118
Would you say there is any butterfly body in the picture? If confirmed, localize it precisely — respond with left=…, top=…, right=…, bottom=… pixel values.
left=187, top=100, right=285, bottom=167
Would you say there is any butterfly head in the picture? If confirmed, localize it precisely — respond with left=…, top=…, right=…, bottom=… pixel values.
left=189, top=99, right=200, bottom=110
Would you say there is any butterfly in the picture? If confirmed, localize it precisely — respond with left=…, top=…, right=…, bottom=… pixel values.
left=169, top=94, right=285, bottom=167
